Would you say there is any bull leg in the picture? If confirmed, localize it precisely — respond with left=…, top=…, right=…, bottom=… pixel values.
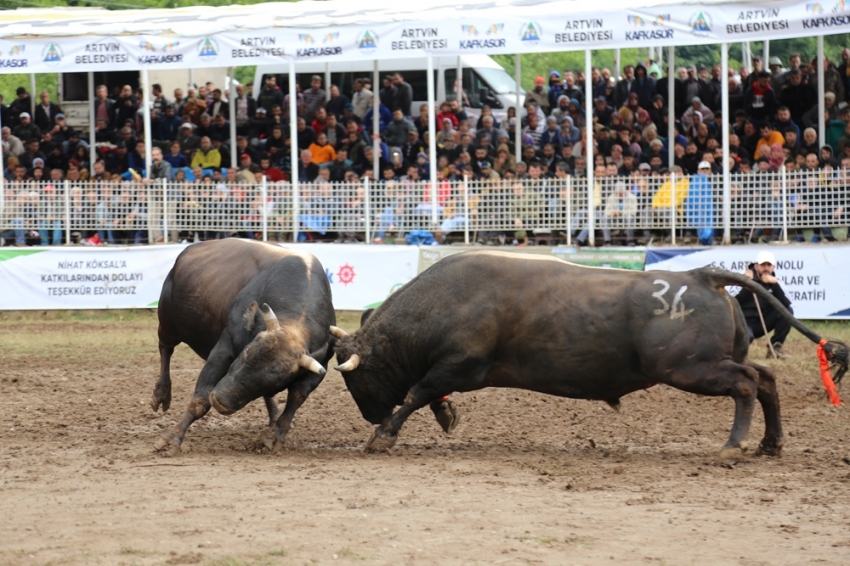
left=747, top=360, right=784, bottom=456
left=150, top=341, right=175, bottom=413
left=429, top=397, right=460, bottom=434
left=262, top=372, right=324, bottom=453
left=658, top=359, right=759, bottom=461
left=263, top=396, right=282, bottom=426
left=154, top=342, right=233, bottom=457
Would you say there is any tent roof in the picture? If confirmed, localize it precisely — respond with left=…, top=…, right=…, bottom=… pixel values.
left=0, top=0, right=772, bottom=38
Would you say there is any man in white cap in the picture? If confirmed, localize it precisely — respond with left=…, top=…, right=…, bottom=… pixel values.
left=13, top=111, right=41, bottom=143
left=735, top=251, right=793, bottom=358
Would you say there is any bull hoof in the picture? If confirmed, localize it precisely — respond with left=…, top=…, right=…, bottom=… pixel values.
left=714, top=444, right=748, bottom=466
left=432, top=400, right=460, bottom=434
left=154, top=434, right=181, bottom=457
left=150, top=390, right=171, bottom=413
left=260, top=430, right=287, bottom=453
left=756, top=438, right=784, bottom=457
left=365, top=428, right=397, bottom=454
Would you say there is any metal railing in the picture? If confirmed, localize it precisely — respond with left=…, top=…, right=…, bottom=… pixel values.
left=0, top=168, right=847, bottom=246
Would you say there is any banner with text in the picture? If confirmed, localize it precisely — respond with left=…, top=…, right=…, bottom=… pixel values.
left=644, top=246, right=850, bottom=319
left=1, top=1, right=848, bottom=72
left=0, top=244, right=420, bottom=311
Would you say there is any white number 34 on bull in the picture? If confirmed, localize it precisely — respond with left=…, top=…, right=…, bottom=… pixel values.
left=652, top=279, right=695, bottom=320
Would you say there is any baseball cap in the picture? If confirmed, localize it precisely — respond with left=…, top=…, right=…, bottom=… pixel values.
left=756, top=251, right=776, bottom=266
left=344, top=103, right=355, bottom=111
left=638, top=162, right=651, bottom=171
left=769, top=56, right=783, bottom=67
left=180, top=122, right=194, bottom=129
left=240, top=153, right=251, bottom=159
left=595, top=95, right=607, bottom=103
left=478, top=160, right=491, bottom=169
left=417, top=152, right=428, bottom=159
left=534, top=76, right=545, bottom=85
left=698, top=160, right=711, bottom=170
left=20, top=112, right=30, bottom=119
left=55, top=113, right=65, bottom=119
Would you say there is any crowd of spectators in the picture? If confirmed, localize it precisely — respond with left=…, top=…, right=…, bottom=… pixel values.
left=1, top=51, right=849, bottom=246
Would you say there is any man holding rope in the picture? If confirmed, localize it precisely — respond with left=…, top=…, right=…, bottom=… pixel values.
left=736, top=251, right=793, bottom=359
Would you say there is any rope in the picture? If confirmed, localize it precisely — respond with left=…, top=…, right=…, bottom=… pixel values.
left=753, top=293, right=777, bottom=358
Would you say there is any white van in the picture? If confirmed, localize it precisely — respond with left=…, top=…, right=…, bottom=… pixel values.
left=253, top=55, right=523, bottom=124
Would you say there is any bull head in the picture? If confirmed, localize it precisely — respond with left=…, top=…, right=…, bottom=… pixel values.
left=209, top=303, right=327, bottom=415
left=330, top=326, right=360, bottom=371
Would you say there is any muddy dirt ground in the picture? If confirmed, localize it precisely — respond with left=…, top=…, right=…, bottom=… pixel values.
left=1, top=311, right=849, bottom=566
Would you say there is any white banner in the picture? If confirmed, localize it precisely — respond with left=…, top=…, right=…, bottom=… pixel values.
left=0, top=243, right=420, bottom=311
left=0, top=1, right=847, bottom=72
left=644, top=246, right=850, bottom=319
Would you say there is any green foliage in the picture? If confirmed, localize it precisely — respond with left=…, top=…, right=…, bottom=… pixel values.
left=494, top=36, right=850, bottom=86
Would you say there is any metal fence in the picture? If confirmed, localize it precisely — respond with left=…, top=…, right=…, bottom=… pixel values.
left=0, top=168, right=847, bottom=246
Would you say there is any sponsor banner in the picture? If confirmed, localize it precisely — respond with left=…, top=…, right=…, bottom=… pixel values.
left=2, top=2, right=850, bottom=72
left=0, top=243, right=419, bottom=311
left=644, top=246, right=850, bottom=319
left=0, top=246, right=184, bottom=310
left=282, top=244, right=419, bottom=310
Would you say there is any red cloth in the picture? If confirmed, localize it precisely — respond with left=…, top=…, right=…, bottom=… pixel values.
left=817, top=339, right=842, bottom=406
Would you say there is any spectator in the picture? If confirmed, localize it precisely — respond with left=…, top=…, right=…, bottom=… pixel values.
left=302, top=75, right=326, bottom=123
left=13, top=112, right=40, bottom=143
left=393, top=73, right=413, bottom=117
left=190, top=136, right=222, bottom=169
left=34, top=91, right=62, bottom=133
left=614, top=65, right=634, bottom=109
left=351, top=78, right=373, bottom=120
left=744, top=71, right=778, bottom=123
left=383, top=108, right=413, bottom=148
left=630, top=62, right=656, bottom=110
left=256, top=75, right=284, bottom=114
left=524, top=76, right=550, bottom=116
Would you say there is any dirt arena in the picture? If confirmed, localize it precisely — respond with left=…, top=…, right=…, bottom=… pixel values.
left=1, top=311, right=849, bottom=566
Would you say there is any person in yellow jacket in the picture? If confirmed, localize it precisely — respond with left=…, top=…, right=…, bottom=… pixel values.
left=190, top=136, right=222, bottom=169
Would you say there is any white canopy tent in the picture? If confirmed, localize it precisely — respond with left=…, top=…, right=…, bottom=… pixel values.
left=0, top=0, right=843, bottom=243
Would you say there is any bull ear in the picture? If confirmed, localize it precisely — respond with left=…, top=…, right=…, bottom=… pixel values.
left=243, top=301, right=259, bottom=331
left=261, top=303, right=280, bottom=331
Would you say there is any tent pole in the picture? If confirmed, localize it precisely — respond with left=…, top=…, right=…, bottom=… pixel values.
left=457, top=56, right=463, bottom=107
left=188, top=69, right=194, bottom=91
left=427, top=54, right=438, bottom=226
left=289, top=59, right=299, bottom=242
left=818, top=35, right=826, bottom=149
left=667, top=46, right=675, bottom=169
left=764, top=40, right=770, bottom=66
left=88, top=72, right=97, bottom=173
left=721, top=42, right=731, bottom=245
left=514, top=54, right=521, bottom=166
left=29, top=73, right=36, bottom=115
left=142, top=69, right=152, bottom=179
left=324, top=63, right=331, bottom=102
left=585, top=49, right=594, bottom=247
left=228, top=67, right=237, bottom=169
left=372, top=59, right=379, bottom=182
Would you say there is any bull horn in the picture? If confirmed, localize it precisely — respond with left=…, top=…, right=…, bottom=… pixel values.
left=334, top=354, right=360, bottom=372
left=261, top=303, right=280, bottom=331
left=299, top=354, right=326, bottom=376
left=329, top=325, right=347, bottom=339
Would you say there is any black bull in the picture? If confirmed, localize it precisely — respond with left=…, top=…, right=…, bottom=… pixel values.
left=151, top=239, right=336, bottom=455
left=332, top=251, right=848, bottom=458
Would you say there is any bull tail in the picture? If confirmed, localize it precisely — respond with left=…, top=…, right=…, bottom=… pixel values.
left=695, top=267, right=849, bottom=386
